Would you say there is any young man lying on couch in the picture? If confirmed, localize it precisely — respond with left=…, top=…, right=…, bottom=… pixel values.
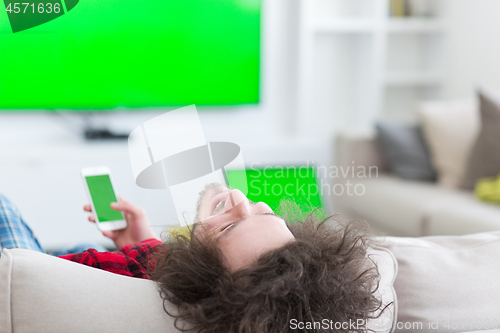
left=1, top=183, right=499, bottom=333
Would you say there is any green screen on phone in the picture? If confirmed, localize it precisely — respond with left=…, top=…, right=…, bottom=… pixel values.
left=85, top=175, right=122, bottom=222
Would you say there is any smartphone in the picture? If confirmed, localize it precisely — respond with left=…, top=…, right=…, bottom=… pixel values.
left=81, top=166, right=127, bottom=231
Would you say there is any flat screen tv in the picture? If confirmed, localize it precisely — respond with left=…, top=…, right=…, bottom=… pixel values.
left=0, top=0, right=261, bottom=110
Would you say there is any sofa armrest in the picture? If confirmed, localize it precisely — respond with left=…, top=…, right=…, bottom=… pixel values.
left=0, top=250, right=12, bottom=333
left=335, top=129, right=389, bottom=174
left=0, top=248, right=182, bottom=333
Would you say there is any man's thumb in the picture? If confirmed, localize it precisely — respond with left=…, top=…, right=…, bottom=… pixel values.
left=110, top=202, right=121, bottom=210
left=102, top=231, right=115, bottom=239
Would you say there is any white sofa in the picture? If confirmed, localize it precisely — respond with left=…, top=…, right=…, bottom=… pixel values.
left=334, top=130, right=500, bottom=237
left=3, top=232, right=500, bottom=333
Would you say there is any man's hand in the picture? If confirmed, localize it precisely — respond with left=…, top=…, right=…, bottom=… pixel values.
left=84, top=195, right=160, bottom=249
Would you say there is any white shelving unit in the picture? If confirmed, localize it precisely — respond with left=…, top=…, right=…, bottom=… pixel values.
left=387, top=18, right=443, bottom=33
left=314, top=19, right=376, bottom=33
left=384, top=72, right=443, bottom=86
left=297, top=0, right=446, bottom=136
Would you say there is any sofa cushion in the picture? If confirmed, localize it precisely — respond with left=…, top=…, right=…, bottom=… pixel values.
left=335, top=175, right=463, bottom=237
left=424, top=193, right=500, bottom=236
left=376, top=122, right=436, bottom=181
left=336, top=129, right=389, bottom=173
left=378, top=231, right=500, bottom=333
left=418, top=100, right=479, bottom=188
left=461, top=89, right=500, bottom=190
left=337, top=175, right=500, bottom=237
left=0, top=248, right=183, bottom=333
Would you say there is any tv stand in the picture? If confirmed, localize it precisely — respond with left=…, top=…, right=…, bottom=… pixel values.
left=84, top=128, right=129, bottom=140
left=77, top=112, right=129, bottom=140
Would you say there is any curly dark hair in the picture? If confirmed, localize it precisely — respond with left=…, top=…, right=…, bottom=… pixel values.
left=151, top=207, right=385, bottom=333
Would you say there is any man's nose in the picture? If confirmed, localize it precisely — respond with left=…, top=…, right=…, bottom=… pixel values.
left=222, top=189, right=252, bottom=216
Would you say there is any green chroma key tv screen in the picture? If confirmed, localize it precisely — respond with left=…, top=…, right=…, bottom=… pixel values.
left=0, top=0, right=261, bottom=110
left=226, top=166, right=324, bottom=213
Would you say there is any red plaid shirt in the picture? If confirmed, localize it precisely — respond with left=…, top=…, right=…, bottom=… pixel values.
left=59, top=238, right=163, bottom=279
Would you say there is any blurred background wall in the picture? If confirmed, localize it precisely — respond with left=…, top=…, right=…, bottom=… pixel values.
left=444, top=0, right=500, bottom=98
left=2, top=0, right=500, bottom=248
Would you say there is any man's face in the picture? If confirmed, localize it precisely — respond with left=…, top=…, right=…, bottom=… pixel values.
left=194, top=183, right=295, bottom=272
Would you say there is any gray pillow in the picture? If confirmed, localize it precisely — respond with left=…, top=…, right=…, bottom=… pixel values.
left=461, top=89, right=500, bottom=190
left=376, top=122, right=436, bottom=181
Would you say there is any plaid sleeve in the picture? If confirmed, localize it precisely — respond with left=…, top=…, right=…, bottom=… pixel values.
left=118, top=238, right=163, bottom=274
left=59, top=238, right=163, bottom=279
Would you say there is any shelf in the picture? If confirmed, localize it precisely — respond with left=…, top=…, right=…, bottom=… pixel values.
left=313, top=18, right=443, bottom=34
left=299, top=0, right=447, bottom=132
left=314, top=19, right=375, bottom=33
left=387, top=18, right=444, bottom=33
left=384, top=72, right=443, bottom=86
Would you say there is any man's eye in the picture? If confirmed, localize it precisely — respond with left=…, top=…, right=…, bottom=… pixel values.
left=212, top=199, right=226, bottom=215
left=221, top=223, right=235, bottom=232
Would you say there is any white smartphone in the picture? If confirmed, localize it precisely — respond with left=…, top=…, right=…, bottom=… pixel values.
left=81, top=166, right=127, bottom=231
